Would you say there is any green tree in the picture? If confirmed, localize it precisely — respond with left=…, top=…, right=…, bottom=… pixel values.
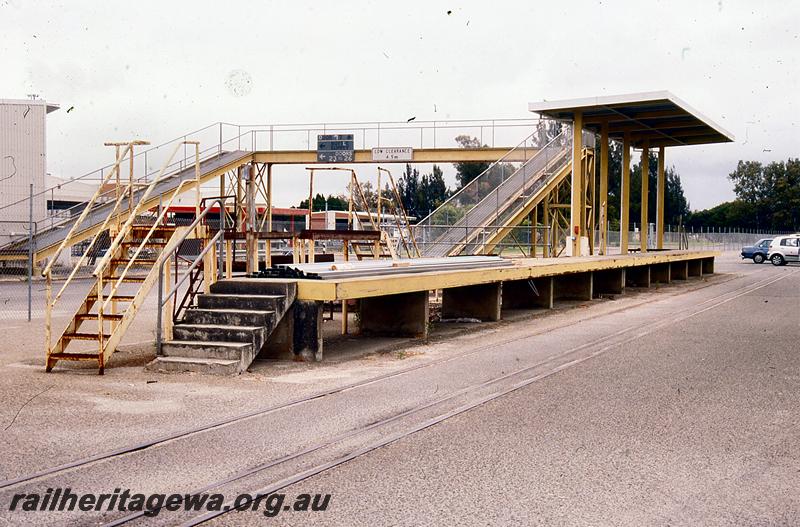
left=397, top=163, right=421, bottom=219
left=599, top=145, right=690, bottom=230
left=694, top=157, right=800, bottom=231
left=418, top=165, right=450, bottom=215
left=298, top=193, right=327, bottom=211
left=453, top=135, right=490, bottom=189
left=325, top=195, right=348, bottom=211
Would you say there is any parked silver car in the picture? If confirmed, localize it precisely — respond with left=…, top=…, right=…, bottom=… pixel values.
left=767, top=234, right=800, bottom=266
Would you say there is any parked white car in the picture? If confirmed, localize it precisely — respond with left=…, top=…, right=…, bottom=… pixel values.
left=767, top=234, right=800, bottom=266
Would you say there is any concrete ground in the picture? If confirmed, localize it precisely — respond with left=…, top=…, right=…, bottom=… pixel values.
left=0, top=252, right=797, bottom=526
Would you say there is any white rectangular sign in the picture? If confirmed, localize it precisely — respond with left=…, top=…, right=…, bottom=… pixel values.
left=371, top=147, right=413, bottom=161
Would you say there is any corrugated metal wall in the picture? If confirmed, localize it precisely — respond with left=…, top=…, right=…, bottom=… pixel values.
left=0, top=101, right=48, bottom=240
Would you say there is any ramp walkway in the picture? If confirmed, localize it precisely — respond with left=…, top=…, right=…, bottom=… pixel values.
left=0, top=150, right=249, bottom=263
left=416, top=131, right=574, bottom=257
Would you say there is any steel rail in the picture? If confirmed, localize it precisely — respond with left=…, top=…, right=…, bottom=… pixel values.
left=0, top=261, right=750, bottom=494
left=139, top=267, right=800, bottom=526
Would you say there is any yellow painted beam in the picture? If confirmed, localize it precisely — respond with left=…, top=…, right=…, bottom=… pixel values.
left=294, top=250, right=719, bottom=301
left=252, top=147, right=532, bottom=165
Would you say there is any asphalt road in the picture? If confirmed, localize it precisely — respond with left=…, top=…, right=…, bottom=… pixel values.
left=221, top=258, right=800, bottom=527
left=0, top=254, right=797, bottom=526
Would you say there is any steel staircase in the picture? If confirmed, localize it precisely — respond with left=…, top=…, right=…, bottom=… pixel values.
left=476, top=148, right=592, bottom=255
left=46, top=224, right=185, bottom=374
left=416, top=131, right=572, bottom=257
left=43, top=140, right=208, bottom=374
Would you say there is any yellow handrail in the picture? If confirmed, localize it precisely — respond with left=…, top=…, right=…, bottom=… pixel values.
left=41, top=144, right=133, bottom=277
left=51, top=180, right=133, bottom=306
left=99, top=142, right=201, bottom=313
left=100, top=178, right=193, bottom=312
left=92, top=142, right=183, bottom=278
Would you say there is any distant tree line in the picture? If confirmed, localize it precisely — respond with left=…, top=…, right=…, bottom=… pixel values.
left=685, top=159, right=800, bottom=232
left=600, top=143, right=691, bottom=230
left=298, top=194, right=348, bottom=211
left=396, top=164, right=450, bottom=220
left=297, top=127, right=718, bottom=233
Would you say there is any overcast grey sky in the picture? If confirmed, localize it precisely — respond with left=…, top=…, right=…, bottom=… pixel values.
left=2, top=0, right=798, bottom=210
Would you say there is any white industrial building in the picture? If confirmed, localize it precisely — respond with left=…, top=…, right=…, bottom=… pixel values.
left=0, top=98, right=59, bottom=243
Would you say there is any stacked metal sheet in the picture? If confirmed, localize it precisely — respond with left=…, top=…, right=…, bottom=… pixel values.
left=255, top=256, right=513, bottom=280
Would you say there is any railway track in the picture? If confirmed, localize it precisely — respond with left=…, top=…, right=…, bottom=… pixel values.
left=106, top=268, right=797, bottom=526
left=1, top=268, right=792, bottom=525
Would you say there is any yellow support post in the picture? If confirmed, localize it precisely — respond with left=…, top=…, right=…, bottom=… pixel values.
left=620, top=132, right=631, bottom=254
left=543, top=196, right=550, bottom=258
left=225, top=240, right=233, bottom=279
left=570, top=110, right=584, bottom=257
left=640, top=140, right=650, bottom=253
left=656, top=146, right=666, bottom=249
left=599, top=121, right=609, bottom=255
left=374, top=169, right=382, bottom=260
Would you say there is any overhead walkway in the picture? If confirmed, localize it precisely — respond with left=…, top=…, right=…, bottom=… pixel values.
left=0, top=150, right=249, bottom=263
left=0, top=119, right=536, bottom=265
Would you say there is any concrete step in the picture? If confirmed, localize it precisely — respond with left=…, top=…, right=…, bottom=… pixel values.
left=197, top=293, right=286, bottom=312
left=145, top=356, right=241, bottom=375
left=210, top=279, right=297, bottom=299
left=183, top=308, right=274, bottom=327
left=172, top=324, right=265, bottom=345
left=160, top=340, right=251, bottom=361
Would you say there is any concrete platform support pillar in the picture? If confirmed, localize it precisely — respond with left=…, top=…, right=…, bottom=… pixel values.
left=360, top=292, right=429, bottom=338
left=442, top=282, right=501, bottom=321
left=593, top=269, right=625, bottom=298
left=702, top=257, right=715, bottom=275
left=292, top=300, right=323, bottom=361
left=688, top=259, right=703, bottom=277
left=554, top=272, right=593, bottom=301
left=626, top=265, right=650, bottom=288
left=501, top=278, right=554, bottom=310
left=651, top=263, right=671, bottom=284
left=670, top=260, right=689, bottom=280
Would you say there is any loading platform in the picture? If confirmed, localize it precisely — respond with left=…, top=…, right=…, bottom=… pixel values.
left=223, top=250, right=717, bottom=362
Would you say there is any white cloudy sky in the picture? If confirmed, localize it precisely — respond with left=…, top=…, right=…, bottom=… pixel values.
left=2, top=0, right=798, bottom=210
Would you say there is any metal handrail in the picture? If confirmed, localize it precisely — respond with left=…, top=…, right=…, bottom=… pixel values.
left=97, top=140, right=205, bottom=312
left=92, top=142, right=182, bottom=278
left=41, top=144, right=133, bottom=277
left=99, top=177, right=191, bottom=313
left=155, top=198, right=226, bottom=355
left=0, top=117, right=538, bottom=216
left=416, top=130, right=570, bottom=256
left=414, top=130, right=541, bottom=228
left=49, top=180, right=132, bottom=307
